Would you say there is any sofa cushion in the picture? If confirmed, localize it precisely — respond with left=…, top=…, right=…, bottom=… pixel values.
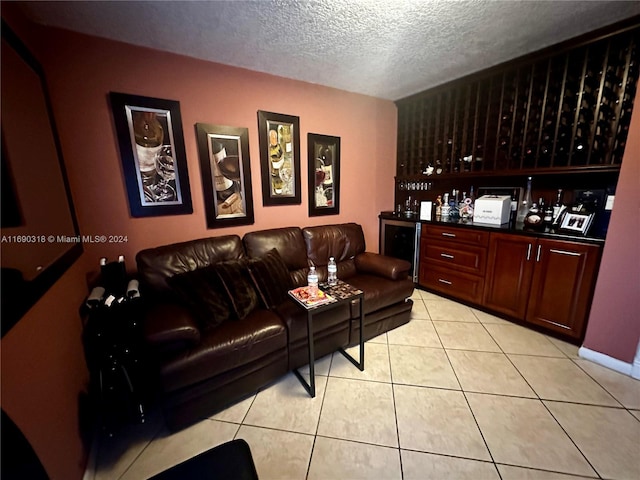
left=215, top=259, right=260, bottom=320
left=302, top=223, right=365, bottom=281
left=160, top=309, right=287, bottom=392
left=243, top=227, right=309, bottom=287
left=247, top=249, right=293, bottom=309
left=303, top=223, right=366, bottom=265
left=143, top=302, right=202, bottom=352
left=345, top=273, right=415, bottom=315
left=137, top=235, right=246, bottom=296
left=167, top=266, right=232, bottom=329
left=355, top=252, right=411, bottom=280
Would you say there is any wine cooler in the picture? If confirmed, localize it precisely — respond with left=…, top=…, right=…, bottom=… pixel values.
left=379, top=217, right=421, bottom=283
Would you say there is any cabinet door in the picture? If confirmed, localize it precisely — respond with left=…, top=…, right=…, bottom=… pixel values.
left=483, top=233, right=536, bottom=319
left=527, top=239, right=601, bottom=339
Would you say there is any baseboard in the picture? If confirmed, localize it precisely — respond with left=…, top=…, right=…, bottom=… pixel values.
left=633, top=341, right=640, bottom=380
left=578, top=346, right=640, bottom=379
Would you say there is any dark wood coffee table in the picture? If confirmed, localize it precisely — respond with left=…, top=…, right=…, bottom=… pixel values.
left=288, top=280, right=365, bottom=397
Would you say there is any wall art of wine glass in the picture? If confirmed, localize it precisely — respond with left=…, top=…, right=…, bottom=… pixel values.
left=307, top=133, right=340, bottom=217
left=195, top=123, right=254, bottom=228
left=109, top=92, right=192, bottom=217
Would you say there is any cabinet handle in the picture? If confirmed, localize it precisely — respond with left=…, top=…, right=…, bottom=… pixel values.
left=438, top=278, right=452, bottom=285
left=536, top=245, right=542, bottom=262
left=549, top=248, right=581, bottom=257
left=526, top=243, right=532, bottom=261
left=441, top=232, right=456, bottom=238
left=440, top=253, right=455, bottom=259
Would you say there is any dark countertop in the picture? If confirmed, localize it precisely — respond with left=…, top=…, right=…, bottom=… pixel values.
left=379, top=211, right=606, bottom=245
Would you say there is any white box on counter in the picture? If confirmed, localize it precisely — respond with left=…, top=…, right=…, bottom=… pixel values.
left=474, top=195, right=511, bottom=225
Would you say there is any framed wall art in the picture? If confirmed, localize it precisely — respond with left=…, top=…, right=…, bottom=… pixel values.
left=308, top=133, right=340, bottom=216
left=257, top=110, right=301, bottom=206
left=195, top=123, right=254, bottom=228
left=109, top=92, right=192, bottom=217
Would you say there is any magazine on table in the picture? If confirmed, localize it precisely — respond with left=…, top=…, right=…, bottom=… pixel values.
left=288, top=286, right=336, bottom=309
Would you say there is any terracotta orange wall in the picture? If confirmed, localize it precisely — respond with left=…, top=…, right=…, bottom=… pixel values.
left=1, top=9, right=93, bottom=480
left=38, top=28, right=396, bottom=268
left=582, top=106, right=640, bottom=364
left=1, top=14, right=396, bottom=480
left=1, top=256, right=92, bottom=479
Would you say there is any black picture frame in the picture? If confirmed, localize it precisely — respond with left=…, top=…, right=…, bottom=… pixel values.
left=308, top=133, right=340, bottom=216
left=109, top=92, right=193, bottom=217
left=257, top=110, right=301, bottom=206
left=1, top=20, right=83, bottom=337
left=195, top=123, right=254, bottom=228
left=559, top=211, right=594, bottom=236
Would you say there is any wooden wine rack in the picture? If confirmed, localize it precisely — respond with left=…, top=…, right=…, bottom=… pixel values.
left=396, top=22, right=639, bottom=180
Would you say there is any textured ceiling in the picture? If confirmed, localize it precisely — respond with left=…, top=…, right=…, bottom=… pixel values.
left=18, top=0, right=640, bottom=100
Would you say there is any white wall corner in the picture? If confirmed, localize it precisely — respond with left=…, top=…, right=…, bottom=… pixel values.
left=631, top=339, right=640, bottom=380
left=578, top=346, right=637, bottom=378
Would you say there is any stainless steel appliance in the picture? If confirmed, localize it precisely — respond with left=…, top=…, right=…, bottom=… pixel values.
left=379, top=216, right=421, bottom=283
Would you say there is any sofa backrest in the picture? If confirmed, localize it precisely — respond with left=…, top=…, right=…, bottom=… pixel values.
left=136, top=235, right=245, bottom=295
left=243, top=227, right=309, bottom=287
left=302, top=223, right=366, bottom=280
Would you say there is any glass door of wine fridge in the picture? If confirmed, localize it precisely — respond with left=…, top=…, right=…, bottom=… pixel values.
left=379, top=217, right=421, bottom=283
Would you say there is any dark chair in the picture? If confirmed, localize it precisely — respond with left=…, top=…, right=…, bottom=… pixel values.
left=149, top=439, right=259, bottom=480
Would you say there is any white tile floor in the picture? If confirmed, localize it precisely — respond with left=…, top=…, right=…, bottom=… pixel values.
left=89, top=290, right=640, bottom=480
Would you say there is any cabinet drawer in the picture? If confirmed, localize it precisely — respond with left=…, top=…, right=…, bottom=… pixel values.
left=422, top=240, right=487, bottom=275
left=422, top=225, right=490, bottom=247
left=420, top=264, right=484, bottom=304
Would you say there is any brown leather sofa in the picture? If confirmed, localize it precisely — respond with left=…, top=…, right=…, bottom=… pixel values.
left=136, top=223, right=413, bottom=431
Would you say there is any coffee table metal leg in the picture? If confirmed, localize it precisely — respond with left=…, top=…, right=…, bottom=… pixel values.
left=338, top=295, right=365, bottom=371
left=293, top=309, right=315, bottom=397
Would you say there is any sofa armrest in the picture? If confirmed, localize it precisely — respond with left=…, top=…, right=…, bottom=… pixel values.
left=355, top=252, right=411, bottom=281
left=143, top=302, right=201, bottom=354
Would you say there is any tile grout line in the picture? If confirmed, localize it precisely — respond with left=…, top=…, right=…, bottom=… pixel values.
left=117, top=418, right=165, bottom=480
left=569, top=356, right=628, bottom=409
left=386, top=334, right=405, bottom=479
left=539, top=400, right=604, bottom=479
left=494, top=461, right=602, bottom=479
left=305, top=351, right=334, bottom=479
left=484, top=318, right=603, bottom=479
left=435, top=316, right=501, bottom=477
left=469, top=306, right=606, bottom=479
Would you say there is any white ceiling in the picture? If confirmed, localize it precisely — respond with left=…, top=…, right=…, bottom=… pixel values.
left=18, top=1, right=640, bottom=100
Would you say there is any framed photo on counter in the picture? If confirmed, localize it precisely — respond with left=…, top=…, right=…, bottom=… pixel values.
left=559, top=211, right=594, bottom=235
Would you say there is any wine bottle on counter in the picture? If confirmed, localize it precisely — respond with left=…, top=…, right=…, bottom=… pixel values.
left=543, top=202, right=554, bottom=227
left=510, top=189, right=519, bottom=223
left=435, top=195, right=442, bottom=216
left=517, top=177, right=533, bottom=223
left=552, top=189, right=564, bottom=221
left=441, top=193, right=451, bottom=217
